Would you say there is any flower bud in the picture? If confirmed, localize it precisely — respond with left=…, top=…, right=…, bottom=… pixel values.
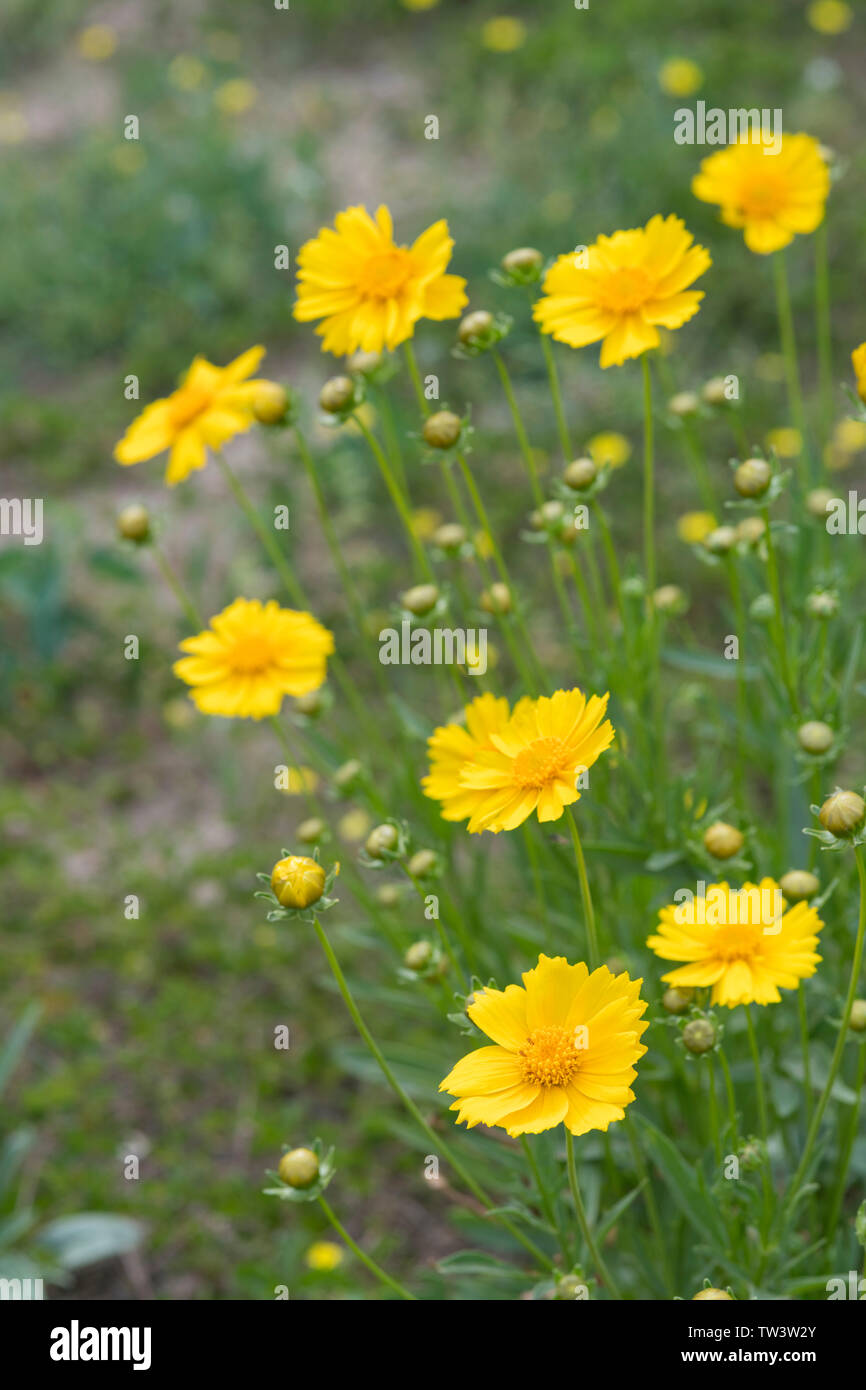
left=663, top=987, right=694, bottom=1015
left=501, top=246, right=544, bottom=277
left=818, top=789, right=866, bottom=838
left=432, top=522, right=466, bottom=551
left=376, top=883, right=402, bottom=907
left=806, top=487, right=834, bottom=519
left=271, top=855, right=326, bottom=909
left=333, top=758, right=363, bottom=790
left=735, top=516, right=766, bottom=545
left=422, top=410, right=462, bottom=449
left=297, top=817, right=325, bottom=846
left=693, top=1287, right=733, bottom=1300
left=734, top=457, right=771, bottom=498
left=365, top=823, right=399, bottom=859
left=117, top=504, right=151, bottom=544
left=668, top=391, right=699, bottom=417
left=252, top=382, right=289, bottom=425
left=401, top=583, right=439, bottom=616
left=541, top=500, right=564, bottom=525
left=481, top=582, right=511, bottom=615
left=653, top=584, right=688, bottom=616
left=319, top=376, right=356, bottom=414
left=294, top=690, right=323, bottom=717
left=749, top=593, right=775, bottom=623
left=797, top=720, right=834, bottom=755
left=703, top=821, right=744, bottom=859
left=347, top=349, right=382, bottom=375
left=701, top=377, right=729, bottom=406
left=778, top=870, right=819, bottom=902
left=278, top=1147, right=319, bottom=1189
left=563, top=457, right=597, bottom=490
left=407, top=849, right=437, bottom=878
left=458, top=310, right=494, bottom=346
left=806, top=589, right=838, bottom=619
left=555, top=1273, right=586, bottom=1300
left=683, top=1018, right=717, bottom=1055
left=404, top=940, right=433, bottom=971
left=703, top=525, right=737, bottom=555
left=848, top=1000, right=866, bottom=1033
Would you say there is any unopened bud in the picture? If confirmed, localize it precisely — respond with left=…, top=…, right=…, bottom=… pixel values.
left=458, top=310, right=494, bottom=346
left=117, top=504, right=151, bottom=544
left=734, top=457, right=771, bottom=498
left=806, top=589, right=838, bottom=619
left=376, top=883, right=401, bottom=907
left=806, top=487, right=834, bottom=519
left=563, top=457, right=597, bottom=490
left=704, top=525, right=737, bottom=555
left=252, top=382, right=289, bottom=425
left=797, top=721, right=834, bottom=755
left=422, top=410, right=462, bottom=449
left=401, top=583, right=439, bottom=616
left=347, top=349, right=382, bottom=375
left=818, top=790, right=866, bottom=838
left=294, top=690, right=323, bottom=717
left=407, top=849, right=438, bottom=878
left=778, top=870, right=819, bottom=902
left=501, top=246, right=544, bottom=276
left=333, top=758, right=363, bottom=790
left=668, top=391, right=699, bottom=417
left=271, top=855, right=326, bottom=909
left=693, top=1287, right=733, bottom=1300
left=703, top=821, right=744, bottom=859
left=848, top=1000, right=866, bottom=1033
left=663, top=987, right=694, bottom=1015
left=278, top=1147, right=319, bottom=1189
left=297, top=817, right=325, bottom=846
left=683, top=1018, right=717, bottom=1055
left=432, top=522, right=466, bottom=551
left=701, top=377, right=729, bottom=406
left=404, top=940, right=433, bottom=971
left=365, top=823, right=399, bottom=859
left=481, top=582, right=511, bottom=615
left=736, top=516, right=766, bottom=545
left=319, top=376, right=356, bottom=414
left=653, top=584, right=688, bottom=615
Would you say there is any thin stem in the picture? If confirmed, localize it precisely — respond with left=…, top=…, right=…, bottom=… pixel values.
left=745, top=1005, right=769, bottom=1143
left=825, top=1040, right=866, bottom=1242
left=539, top=334, right=572, bottom=463
left=520, top=1136, right=570, bottom=1266
left=317, top=1196, right=417, bottom=1300
left=641, top=354, right=656, bottom=596
left=151, top=541, right=203, bottom=629
left=353, top=415, right=434, bottom=580
left=814, top=221, right=833, bottom=452
left=403, top=341, right=429, bottom=418
left=566, top=807, right=600, bottom=969
left=772, top=250, right=808, bottom=491
left=797, top=982, right=814, bottom=1130
left=565, top=1130, right=621, bottom=1298
left=762, top=504, right=799, bottom=715
left=215, top=451, right=305, bottom=606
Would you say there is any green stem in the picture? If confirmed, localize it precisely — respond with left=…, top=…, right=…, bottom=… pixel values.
left=566, top=807, right=600, bottom=968
left=641, top=354, right=656, bottom=596
left=151, top=541, right=203, bottom=629
left=825, top=1040, right=866, bottom=1242
left=215, top=451, right=305, bottom=606
left=814, top=221, right=833, bottom=454
left=565, top=1130, right=621, bottom=1298
left=354, top=415, right=434, bottom=580
left=797, top=982, right=814, bottom=1130
left=762, top=504, right=799, bottom=714
left=539, top=333, right=572, bottom=463
left=772, top=249, right=809, bottom=491
left=520, top=1136, right=570, bottom=1266
left=403, top=341, right=429, bottom=418
left=316, top=1196, right=417, bottom=1300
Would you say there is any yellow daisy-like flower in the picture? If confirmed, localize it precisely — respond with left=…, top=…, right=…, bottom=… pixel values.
left=534, top=214, right=710, bottom=368
left=481, top=17, right=527, bottom=52
left=851, top=342, right=866, bottom=402
left=424, top=689, right=614, bottom=834
left=658, top=58, right=703, bottom=98
left=807, top=0, right=852, bottom=35
left=174, top=598, right=334, bottom=719
left=294, top=205, right=467, bottom=356
left=440, top=954, right=648, bottom=1137
left=647, top=878, right=823, bottom=1008
left=766, top=427, right=802, bottom=458
left=114, top=347, right=273, bottom=485
left=692, top=134, right=830, bottom=255
left=305, top=1240, right=343, bottom=1271
left=587, top=431, right=632, bottom=468
left=677, top=510, right=716, bottom=544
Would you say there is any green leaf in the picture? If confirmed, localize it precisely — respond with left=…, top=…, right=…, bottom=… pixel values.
left=436, top=1249, right=529, bottom=1279
left=0, top=1005, right=41, bottom=1098
left=633, top=1113, right=728, bottom=1251
left=36, top=1214, right=143, bottom=1271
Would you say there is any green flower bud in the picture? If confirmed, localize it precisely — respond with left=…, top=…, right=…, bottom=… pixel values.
left=663, top=987, right=694, bottom=1015
left=319, top=376, right=356, bottom=414
left=848, top=1000, right=866, bottom=1033
left=683, top=1018, right=717, bottom=1055
left=117, top=504, right=151, bottom=544
left=701, top=377, right=729, bottom=406
left=693, top=1287, right=733, bottom=1300
left=806, top=488, right=834, bottom=519
left=401, top=583, right=439, bottom=616
left=404, top=940, right=433, bottom=971
left=703, top=821, right=744, bottom=860
left=481, top=582, right=511, bottom=615
left=734, top=457, right=771, bottom=498
left=333, top=758, right=363, bottom=790
left=422, top=410, right=462, bottom=450
left=653, top=584, right=688, bottom=616
left=818, top=789, right=866, bottom=838
left=297, top=817, right=326, bottom=846
left=252, top=382, right=290, bottom=425
left=736, top=516, right=766, bottom=545
left=778, top=870, right=819, bottom=902
left=432, top=522, right=466, bottom=551
left=704, top=525, right=738, bottom=555
left=376, top=883, right=402, bottom=907
left=806, top=589, right=838, bottom=619
left=797, top=720, right=834, bottom=755
left=668, top=391, right=700, bottom=417
left=458, top=310, right=494, bottom=346
left=278, top=1147, right=319, bottom=1189
left=501, top=246, right=544, bottom=277
left=365, top=823, right=399, bottom=859
left=347, top=349, right=382, bottom=375
left=294, top=690, right=323, bottom=717
left=563, top=457, right=597, bottom=490
left=407, top=849, right=438, bottom=878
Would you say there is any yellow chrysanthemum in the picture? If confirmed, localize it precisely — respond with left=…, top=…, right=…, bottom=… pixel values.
left=692, top=134, right=830, bottom=255
left=807, top=0, right=852, bottom=35
left=534, top=214, right=710, bottom=368
left=424, top=689, right=614, bottom=834
left=766, top=427, right=802, bottom=458
left=659, top=58, right=703, bottom=98
left=647, top=878, right=823, bottom=1008
left=677, top=510, right=716, bottom=544
left=294, top=205, right=467, bottom=356
left=587, top=431, right=632, bottom=468
left=440, top=954, right=648, bottom=1137
left=852, top=342, right=866, bottom=403
left=114, top=347, right=273, bottom=485
left=305, top=1241, right=343, bottom=1271
left=833, top=418, right=866, bottom=454
left=174, top=598, right=334, bottom=719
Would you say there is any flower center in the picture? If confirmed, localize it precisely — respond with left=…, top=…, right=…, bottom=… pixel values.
left=512, top=736, right=570, bottom=791
left=227, top=633, right=275, bottom=674
left=361, top=248, right=413, bottom=299
left=598, top=265, right=653, bottom=314
left=712, top=923, right=763, bottom=962
left=734, top=170, right=786, bottom=220
left=169, top=387, right=212, bottom=429
left=519, top=1025, right=582, bottom=1087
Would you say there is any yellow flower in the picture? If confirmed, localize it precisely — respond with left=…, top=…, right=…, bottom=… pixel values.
left=534, top=214, right=710, bottom=368
left=647, top=879, right=823, bottom=1007
left=338, top=809, right=372, bottom=842
left=834, top=417, right=866, bottom=453
left=766, top=427, right=802, bottom=458
left=409, top=506, right=443, bottom=540
left=807, top=0, right=852, bottom=34
left=852, top=342, right=866, bottom=402
left=402, top=0, right=440, bottom=8
left=424, top=689, right=614, bottom=834
left=169, top=55, right=207, bottom=91
left=294, top=205, right=467, bottom=356
left=174, top=598, right=334, bottom=719
left=114, top=347, right=273, bottom=485
left=440, top=953, right=648, bottom=1136
left=587, top=431, right=631, bottom=468
left=76, top=25, right=117, bottom=61
left=692, top=134, right=830, bottom=254
left=677, top=510, right=716, bottom=544
left=305, top=1240, right=343, bottom=1271
left=659, top=58, right=703, bottom=97
left=271, top=856, right=327, bottom=910
left=214, top=79, right=257, bottom=114
left=280, top=766, right=319, bottom=795
left=481, top=17, right=527, bottom=52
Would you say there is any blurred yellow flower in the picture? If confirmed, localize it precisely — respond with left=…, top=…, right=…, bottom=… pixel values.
left=766, top=427, right=802, bottom=458
left=338, top=809, right=372, bottom=842
left=677, top=511, right=716, bottom=544
left=807, top=0, right=852, bottom=34
left=834, top=418, right=866, bottom=453
left=658, top=58, right=703, bottom=97
left=214, top=79, right=257, bottom=114
left=440, top=953, right=648, bottom=1136
left=114, top=346, right=274, bottom=485
left=306, top=1241, right=343, bottom=1271
left=693, top=134, right=830, bottom=254
left=279, top=766, right=320, bottom=795
left=534, top=215, right=710, bottom=368
left=76, top=25, right=117, bottom=61
left=294, top=205, right=467, bottom=356
left=852, top=341, right=866, bottom=402
left=410, top=507, right=443, bottom=540
left=169, top=55, right=207, bottom=91
left=587, top=431, right=631, bottom=468
left=174, top=598, right=334, bottom=719
left=481, top=17, right=527, bottom=52
left=474, top=529, right=494, bottom=559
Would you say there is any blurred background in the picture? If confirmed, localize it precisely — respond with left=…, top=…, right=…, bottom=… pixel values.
left=2, top=0, right=864, bottom=1298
